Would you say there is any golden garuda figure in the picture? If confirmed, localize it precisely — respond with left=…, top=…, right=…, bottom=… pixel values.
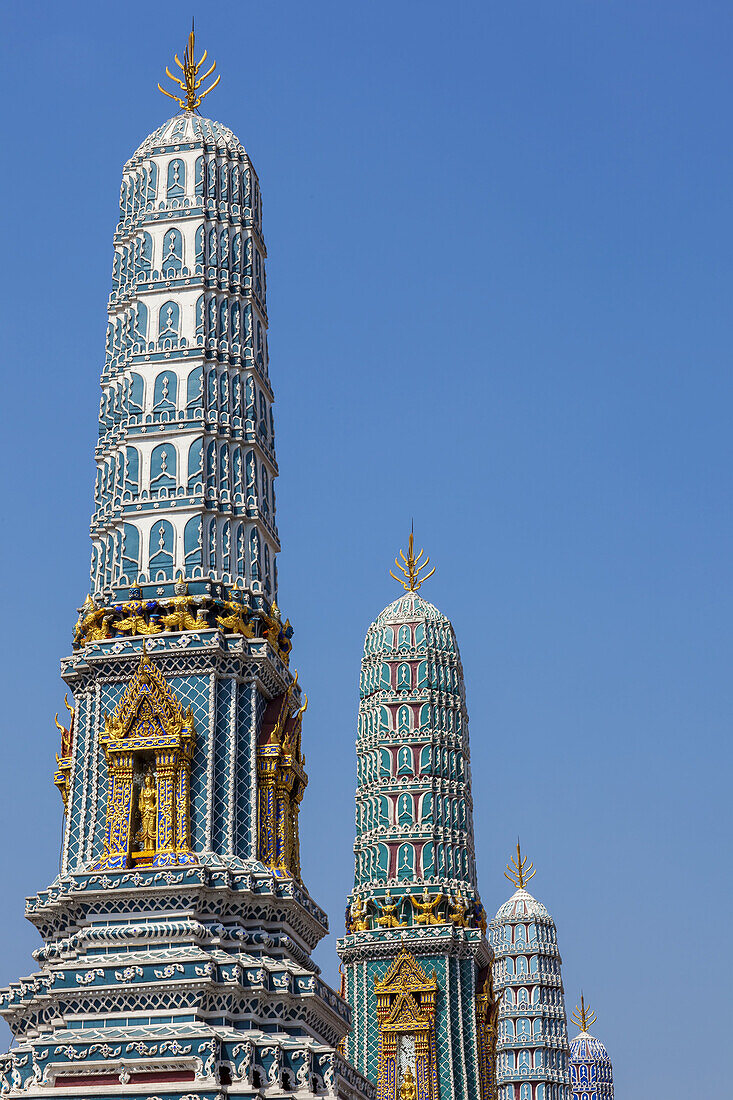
left=349, top=896, right=370, bottom=932
left=411, top=889, right=444, bottom=926
left=73, top=595, right=114, bottom=645
left=115, top=597, right=161, bottom=637
left=161, top=575, right=208, bottom=632
left=448, top=891, right=470, bottom=928
left=216, top=599, right=255, bottom=637
left=259, top=600, right=293, bottom=660
left=375, top=893, right=404, bottom=929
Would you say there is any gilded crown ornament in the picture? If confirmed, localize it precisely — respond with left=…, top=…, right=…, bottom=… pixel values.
left=571, top=994, right=597, bottom=1033
left=390, top=530, right=435, bottom=592
left=158, top=21, right=220, bottom=111
left=504, top=840, right=536, bottom=889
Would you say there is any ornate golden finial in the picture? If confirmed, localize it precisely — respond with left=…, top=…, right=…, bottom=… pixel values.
left=158, top=21, right=220, bottom=111
left=390, top=529, right=435, bottom=592
left=571, top=994, right=597, bottom=1033
left=504, top=840, right=536, bottom=889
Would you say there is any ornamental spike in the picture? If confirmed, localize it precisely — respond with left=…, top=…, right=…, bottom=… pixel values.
left=158, top=21, right=221, bottom=111
left=504, top=839, right=536, bottom=889
left=571, top=993, right=597, bottom=1033
left=389, top=530, right=436, bottom=592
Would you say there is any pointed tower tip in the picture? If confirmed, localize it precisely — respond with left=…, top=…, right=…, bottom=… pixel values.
left=158, top=25, right=221, bottom=111
left=389, top=530, right=436, bottom=592
left=504, top=840, right=536, bottom=889
left=571, top=993, right=597, bottom=1033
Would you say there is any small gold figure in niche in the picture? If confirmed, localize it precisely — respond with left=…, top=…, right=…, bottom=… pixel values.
left=375, top=893, right=404, bottom=929
left=411, top=888, right=444, bottom=925
left=139, top=769, right=157, bottom=852
left=400, top=1066, right=417, bottom=1100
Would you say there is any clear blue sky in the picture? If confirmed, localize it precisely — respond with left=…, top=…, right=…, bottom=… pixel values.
left=0, top=2, right=729, bottom=1095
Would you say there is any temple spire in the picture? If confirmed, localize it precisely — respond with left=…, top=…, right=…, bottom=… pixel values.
left=504, top=839, right=536, bottom=889
left=491, top=846, right=573, bottom=1097
left=339, top=570, right=491, bottom=1098
left=158, top=21, right=220, bottom=110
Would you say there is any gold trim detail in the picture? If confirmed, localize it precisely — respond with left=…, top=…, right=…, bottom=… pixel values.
left=158, top=21, right=220, bottom=111
left=476, top=968, right=501, bottom=1100
left=95, top=650, right=196, bottom=870
left=73, top=586, right=293, bottom=664
left=374, top=950, right=438, bottom=1100
left=54, top=694, right=75, bottom=811
left=345, top=891, right=487, bottom=933
left=257, top=674, right=308, bottom=880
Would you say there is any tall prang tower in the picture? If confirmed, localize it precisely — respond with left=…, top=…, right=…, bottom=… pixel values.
left=337, top=538, right=500, bottom=1100
left=0, top=32, right=373, bottom=1100
left=489, top=847, right=572, bottom=1100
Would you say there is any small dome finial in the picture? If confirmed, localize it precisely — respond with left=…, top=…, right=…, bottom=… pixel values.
left=504, top=839, right=536, bottom=889
left=390, top=525, right=435, bottom=592
left=571, top=993, right=597, bottom=1033
left=158, top=20, right=221, bottom=111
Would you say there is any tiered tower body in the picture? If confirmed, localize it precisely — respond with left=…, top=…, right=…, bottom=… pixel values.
left=0, top=97, right=372, bottom=1100
left=337, top=587, right=499, bottom=1100
left=489, top=881, right=572, bottom=1100
left=91, top=112, right=279, bottom=602
left=569, top=1026, right=613, bottom=1100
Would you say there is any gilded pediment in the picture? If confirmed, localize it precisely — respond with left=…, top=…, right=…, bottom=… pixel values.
left=101, top=651, right=193, bottom=747
left=381, top=991, right=431, bottom=1033
left=375, top=949, right=436, bottom=997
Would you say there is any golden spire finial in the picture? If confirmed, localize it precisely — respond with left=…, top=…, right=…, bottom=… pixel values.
left=158, top=20, right=221, bottom=111
left=504, top=840, right=536, bottom=889
left=390, top=527, right=435, bottom=592
left=571, top=994, right=597, bottom=1033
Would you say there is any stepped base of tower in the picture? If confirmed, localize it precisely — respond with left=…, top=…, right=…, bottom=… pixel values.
left=0, top=623, right=373, bottom=1099
left=0, top=866, right=374, bottom=1100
